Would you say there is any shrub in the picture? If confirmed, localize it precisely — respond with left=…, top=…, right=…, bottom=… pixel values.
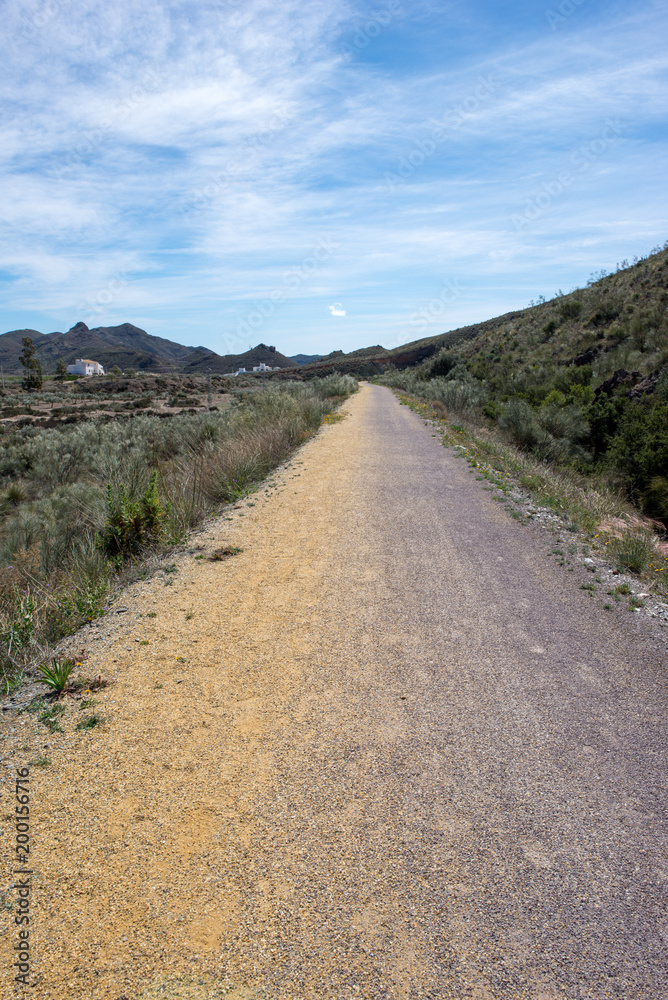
left=97, top=471, right=169, bottom=561
left=429, top=349, right=459, bottom=378
left=559, top=300, right=583, bottom=321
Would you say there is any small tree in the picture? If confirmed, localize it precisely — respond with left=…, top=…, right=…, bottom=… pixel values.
left=19, top=337, right=43, bottom=391
left=55, top=359, right=67, bottom=379
left=109, top=365, right=122, bottom=377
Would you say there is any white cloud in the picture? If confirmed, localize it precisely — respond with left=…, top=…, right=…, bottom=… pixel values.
left=0, top=0, right=666, bottom=353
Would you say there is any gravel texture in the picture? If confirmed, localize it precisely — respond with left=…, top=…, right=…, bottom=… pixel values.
left=1, top=383, right=667, bottom=999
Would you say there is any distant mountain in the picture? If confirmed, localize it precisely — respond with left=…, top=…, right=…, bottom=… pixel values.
left=289, top=353, right=323, bottom=365
left=0, top=321, right=207, bottom=374
left=183, top=343, right=295, bottom=374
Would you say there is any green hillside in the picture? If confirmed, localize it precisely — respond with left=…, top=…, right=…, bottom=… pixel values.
left=377, top=246, right=668, bottom=525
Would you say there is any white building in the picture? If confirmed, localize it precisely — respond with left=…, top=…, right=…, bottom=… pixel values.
left=67, top=358, right=105, bottom=376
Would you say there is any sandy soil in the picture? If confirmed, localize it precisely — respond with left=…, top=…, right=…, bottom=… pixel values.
left=1, top=384, right=667, bottom=999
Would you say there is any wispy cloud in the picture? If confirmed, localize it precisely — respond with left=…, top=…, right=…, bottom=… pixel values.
left=1, top=0, right=666, bottom=352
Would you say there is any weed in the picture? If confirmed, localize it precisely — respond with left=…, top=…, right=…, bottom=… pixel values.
left=36, top=657, right=74, bottom=694
left=208, top=546, right=243, bottom=561
left=29, top=754, right=50, bottom=767
left=75, top=714, right=103, bottom=731
left=629, top=596, right=645, bottom=610
left=146, top=612, right=157, bottom=618
left=609, top=531, right=654, bottom=575
left=603, top=603, right=614, bottom=610
left=615, top=583, right=632, bottom=595
left=21, top=697, right=47, bottom=715
left=39, top=703, right=65, bottom=733
left=67, top=674, right=107, bottom=692
left=164, top=563, right=178, bottom=574
left=580, top=583, right=596, bottom=591
left=185, top=610, right=194, bottom=620
left=140, top=640, right=149, bottom=645
left=79, top=698, right=97, bottom=710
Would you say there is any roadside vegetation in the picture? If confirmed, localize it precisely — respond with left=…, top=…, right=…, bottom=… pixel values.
left=376, top=247, right=668, bottom=588
left=0, top=373, right=357, bottom=692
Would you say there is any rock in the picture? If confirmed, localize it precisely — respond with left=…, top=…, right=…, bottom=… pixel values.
left=594, top=369, right=641, bottom=398
left=630, top=369, right=664, bottom=399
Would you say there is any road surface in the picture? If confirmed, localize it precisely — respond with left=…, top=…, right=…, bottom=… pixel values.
left=3, top=383, right=667, bottom=1000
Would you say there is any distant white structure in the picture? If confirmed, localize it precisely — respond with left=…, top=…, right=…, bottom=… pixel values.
left=222, top=364, right=281, bottom=377
left=67, top=358, right=105, bottom=376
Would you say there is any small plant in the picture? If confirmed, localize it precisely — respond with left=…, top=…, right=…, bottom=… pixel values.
left=629, top=595, right=645, bottom=610
left=580, top=583, right=596, bottom=591
left=185, top=610, right=194, bottom=620
left=164, top=563, right=178, bottom=574
left=22, top=697, right=47, bottom=715
left=609, top=531, right=653, bottom=575
left=75, top=714, right=103, bottom=731
left=37, top=657, right=74, bottom=694
left=146, top=612, right=157, bottom=618
left=208, top=546, right=243, bottom=561
left=67, top=674, right=107, bottom=692
left=615, top=583, right=632, bottom=595
left=29, top=755, right=51, bottom=767
left=39, top=703, right=65, bottom=733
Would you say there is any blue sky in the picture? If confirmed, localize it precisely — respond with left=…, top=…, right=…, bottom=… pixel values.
left=2, top=0, right=667, bottom=357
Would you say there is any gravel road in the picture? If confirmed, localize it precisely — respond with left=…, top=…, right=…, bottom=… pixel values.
left=2, top=383, right=667, bottom=1000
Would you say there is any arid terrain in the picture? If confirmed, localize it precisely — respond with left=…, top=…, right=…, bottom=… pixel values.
left=1, top=384, right=667, bottom=1000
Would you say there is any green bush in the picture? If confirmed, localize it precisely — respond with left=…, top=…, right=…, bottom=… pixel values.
left=97, top=471, right=169, bottom=561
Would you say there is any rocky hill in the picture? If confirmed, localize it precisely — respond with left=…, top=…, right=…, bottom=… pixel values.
left=0, top=321, right=207, bottom=374
left=183, top=343, right=295, bottom=374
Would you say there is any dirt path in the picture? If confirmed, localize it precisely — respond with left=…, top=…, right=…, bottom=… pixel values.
left=2, top=383, right=667, bottom=1000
